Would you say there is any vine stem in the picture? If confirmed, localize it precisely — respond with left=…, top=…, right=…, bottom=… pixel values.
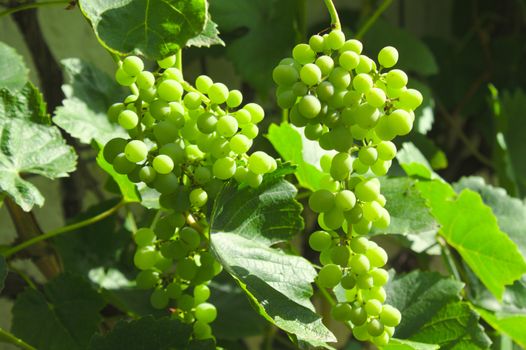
left=2, top=200, right=126, bottom=259
left=0, top=0, right=71, bottom=18
left=0, top=327, right=36, bottom=350
left=355, top=0, right=393, bottom=39
left=176, top=50, right=183, bottom=72
left=323, top=0, right=341, bottom=30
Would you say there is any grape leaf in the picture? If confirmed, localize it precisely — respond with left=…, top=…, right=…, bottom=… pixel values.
left=475, top=308, right=526, bottom=348
left=381, top=338, right=439, bottom=350
left=0, top=41, right=28, bottom=91
left=396, top=142, right=437, bottom=180
left=373, top=177, right=439, bottom=254
left=54, top=58, right=127, bottom=145
left=0, top=256, right=6, bottom=293
left=0, top=83, right=77, bottom=211
left=267, top=122, right=331, bottom=192
left=78, top=0, right=207, bottom=59
left=210, top=171, right=336, bottom=347
left=88, top=316, right=193, bottom=350
left=417, top=180, right=526, bottom=300
left=210, top=0, right=296, bottom=91
left=12, top=274, right=105, bottom=350
left=186, top=15, right=225, bottom=48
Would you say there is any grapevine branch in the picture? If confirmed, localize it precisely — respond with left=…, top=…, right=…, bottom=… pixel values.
left=0, top=327, right=36, bottom=350
left=323, top=0, right=341, bottom=30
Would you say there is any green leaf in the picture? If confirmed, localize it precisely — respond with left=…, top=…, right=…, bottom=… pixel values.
left=54, top=58, right=127, bottom=145
left=363, top=18, right=438, bottom=76
left=210, top=0, right=296, bottom=91
left=186, top=16, right=225, bottom=48
left=267, top=122, right=330, bottom=192
left=454, top=176, right=526, bottom=257
left=78, top=0, right=207, bottom=59
left=372, top=177, right=439, bottom=254
left=396, top=142, right=437, bottom=180
left=95, top=145, right=140, bottom=203
left=0, top=41, right=28, bottom=91
left=417, top=180, right=526, bottom=300
left=381, top=338, right=439, bottom=350
left=385, top=270, right=464, bottom=338
left=12, top=274, right=105, bottom=350
left=476, top=308, right=526, bottom=348
left=88, top=316, right=192, bottom=350
left=210, top=172, right=336, bottom=347
left=0, top=83, right=77, bottom=211
left=410, top=302, right=491, bottom=349
left=0, top=256, right=6, bottom=293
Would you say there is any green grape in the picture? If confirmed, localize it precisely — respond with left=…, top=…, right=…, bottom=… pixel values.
left=339, top=50, right=360, bottom=71
left=326, top=29, right=345, bottom=49
left=150, top=288, right=169, bottom=309
left=163, top=67, right=183, bottom=82
left=304, top=123, right=324, bottom=140
left=292, top=81, right=309, bottom=96
left=349, top=305, right=368, bottom=326
left=353, top=73, right=373, bottom=93
left=158, top=79, right=183, bottom=102
left=234, top=166, right=248, bottom=183
left=227, top=89, right=243, bottom=108
left=372, top=332, right=390, bottom=346
left=309, top=34, right=325, bottom=52
left=370, top=268, right=389, bottom=286
left=308, top=189, right=335, bottom=213
left=124, top=140, right=148, bottom=163
left=161, top=240, right=187, bottom=260
left=380, top=305, right=401, bottom=327
left=153, top=154, right=174, bottom=174
left=159, top=187, right=191, bottom=212
left=118, top=110, right=139, bottom=130
left=216, top=115, right=238, bottom=137
left=160, top=143, right=185, bottom=163
left=330, top=127, right=353, bottom=152
left=330, top=245, right=351, bottom=267
left=210, top=138, right=230, bottom=159
left=341, top=273, right=357, bottom=289
left=103, top=137, right=127, bottom=163
left=134, top=245, right=159, bottom=270
left=331, top=302, right=353, bottom=321
left=122, top=56, right=144, bottom=76
left=321, top=207, right=345, bottom=230
left=273, top=64, right=299, bottom=86
left=340, top=39, right=363, bottom=54
left=136, top=270, right=159, bottom=289
left=245, top=103, right=265, bottom=123
left=300, top=63, right=322, bottom=86
left=356, top=55, right=374, bottom=74
left=197, top=112, right=218, bottom=134
left=157, top=55, right=176, bottom=68
left=366, top=88, right=387, bottom=108
left=166, top=282, right=183, bottom=299
left=328, top=67, right=351, bottom=89
left=398, top=88, right=423, bottom=110
left=208, top=83, right=229, bottom=104
left=235, top=109, right=252, bottom=125
left=319, top=248, right=332, bottom=266
left=194, top=166, right=212, bottom=185
left=134, top=227, right=156, bottom=247
left=136, top=70, right=155, bottom=89
left=178, top=293, right=195, bottom=311
left=196, top=75, right=213, bottom=94
left=180, top=226, right=201, bottom=250
left=367, top=319, right=384, bottom=337
left=150, top=99, right=171, bottom=120
left=387, top=109, right=413, bottom=136
left=316, top=264, right=342, bottom=288
left=386, top=69, right=408, bottom=89
left=190, top=188, right=208, bottom=207
left=354, top=103, right=380, bottom=129
left=374, top=208, right=391, bottom=230
left=371, top=159, right=391, bottom=176
left=248, top=151, right=273, bottom=174
left=292, top=43, right=316, bottom=64
left=315, top=55, right=334, bottom=76
left=152, top=121, right=178, bottom=145
left=352, top=158, right=368, bottom=175
left=183, top=91, right=202, bottom=110
left=362, top=286, right=387, bottom=303
left=378, top=46, right=399, bottom=68
left=330, top=152, right=352, bottom=181
left=356, top=273, right=374, bottom=289
left=194, top=284, right=211, bottom=304
left=229, top=134, right=252, bottom=154
left=349, top=254, right=370, bottom=275
left=362, top=201, right=383, bottom=222
left=319, top=173, right=340, bottom=191
left=195, top=302, right=217, bottom=323
left=213, top=157, right=236, bottom=179
left=377, top=141, right=397, bottom=160
left=193, top=321, right=213, bottom=339
left=320, top=154, right=333, bottom=173
left=107, top=103, right=125, bottom=122
left=115, top=67, right=135, bottom=86
left=358, top=147, right=378, bottom=166
left=308, top=230, right=333, bottom=251
left=366, top=243, right=388, bottom=267
left=113, top=153, right=137, bottom=174
left=365, top=299, right=383, bottom=316
left=374, top=117, right=397, bottom=141
left=355, top=178, right=380, bottom=202
left=316, top=81, right=335, bottom=101
left=176, top=258, right=198, bottom=280
left=350, top=236, right=369, bottom=254
left=153, top=173, right=179, bottom=193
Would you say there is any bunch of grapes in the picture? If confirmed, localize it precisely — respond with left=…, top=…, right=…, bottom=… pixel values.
left=103, top=54, right=276, bottom=340
left=273, top=29, right=422, bottom=345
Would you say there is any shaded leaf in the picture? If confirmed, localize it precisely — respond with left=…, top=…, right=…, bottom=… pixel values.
left=0, top=41, right=28, bottom=91
left=476, top=308, right=526, bottom=348
left=186, top=16, right=225, bottom=48
left=54, top=58, right=127, bottom=145
left=79, top=0, right=207, bottom=59
left=0, top=83, right=77, bottom=211
left=0, top=256, right=6, bottom=293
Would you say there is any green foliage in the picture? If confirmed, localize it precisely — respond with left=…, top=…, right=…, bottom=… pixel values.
left=381, top=338, right=439, bottom=350
left=0, top=83, right=77, bottom=211
left=78, top=0, right=208, bottom=59
left=186, top=16, right=225, bottom=48
left=0, top=42, right=28, bottom=91
left=475, top=308, right=526, bottom=348
left=0, top=256, right=5, bottom=293
left=396, top=142, right=437, bottom=180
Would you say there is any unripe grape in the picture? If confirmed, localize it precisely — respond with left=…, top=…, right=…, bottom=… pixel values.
left=349, top=305, right=368, bottom=326
left=134, top=227, right=156, bottom=247
left=235, top=109, right=252, bottom=125
left=134, top=245, right=159, bottom=270
left=118, top=110, right=139, bottom=129
left=339, top=50, right=360, bottom=71
left=229, top=134, right=252, bottom=154
left=356, top=273, right=374, bottom=289
left=227, top=89, right=243, bottom=108
left=327, top=30, right=345, bottom=50
left=292, top=43, right=316, bottom=64
left=328, top=67, right=351, bottom=89
left=248, top=151, right=272, bottom=174
left=196, top=75, right=213, bottom=93
left=358, top=147, right=378, bottom=166
left=195, top=302, right=217, bottom=323
left=194, top=284, right=211, bottom=304
left=309, top=230, right=333, bottom=251
left=365, top=299, right=383, bottom=316
left=190, top=188, right=208, bottom=207
left=316, top=81, right=335, bottom=102
left=356, top=55, right=374, bottom=74
left=136, top=270, right=159, bottom=289
left=330, top=152, right=352, bottom=181
left=353, top=73, right=373, bottom=93
left=183, top=91, right=202, bottom=110
left=322, top=207, right=345, bottom=230
left=216, top=115, right=239, bottom=137
left=366, top=88, right=387, bottom=108
left=136, top=70, right=155, bottom=89
left=113, top=153, right=136, bottom=174
left=341, top=273, right=357, bottom=289
left=377, top=141, right=397, bottom=160
left=150, top=288, right=169, bottom=309
left=315, top=55, right=334, bottom=76
left=367, top=319, right=384, bottom=337
left=367, top=244, right=388, bottom=267
left=309, top=34, right=325, bottom=52
left=304, top=123, right=324, bottom=140
left=277, top=89, right=295, bottom=109
left=124, top=140, right=148, bottom=163
left=245, top=103, right=265, bottom=123
left=331, top=302, right=353, bottom=321
left=371, top=159, right=392, bottom=176
left=157, top=55, right=176, bottom=68
left=157, top=79, right=183, bottom=102
left=340, top=39, right=363, bottom=54
left=350, top=237, right=369, bottom=254
left=331, top=245, right=351, bottom=267
left=153, top=155, right=174, bottom=174
left=115, top=67, right=135, bottom=86
left=387, top=109, right=413, bottom=136
left=399, top=88, right=423, bottom=110
left=316, top=264, right=342, bottom=288
left=208, top=83, right=229, bottom=104
left=103, top=137, right=127, bottom=163
left=308, top=189, right=335, bottom=213
left=362, top=201, right=383, bottom=221
left=213, top=157, right=236, bottom=179
left=197, top=112, right=218, bottom=134
left=349, top=254, right=370, bottom=275
left=335, top=190, right=356, bottom=211
left=163, top=67, right=183, bottom=82
left=386, top=69, right=408, bottom=89
left=122, top=56, right=144, bottom=76
left=370, top=268, right=389, bottom=286
left=352, top=158, right=369, bottom=175
left=273, top=64, right=299, bottom=86
left=139, top=166, right=156, bottom=183
left=298, top=95, right=321, bottom=119
left=380, top=305, right=401, bottom=327
left=372, top=332, right=390, bottom=346
left=378, top=46, right=399, bottom=68
left=355, top=178, right=381, bottom=202
left=193, top=321, right=212, bottom=339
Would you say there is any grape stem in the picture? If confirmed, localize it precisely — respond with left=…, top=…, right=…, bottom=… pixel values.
left=323, top=0, right=341, bottom=30
left=0, top=327, right=36, bottom=350
left=2, top=200, right=126, bottom=259
left=355, top=0, right=393, bottom=39
left=0, top=0, right=71, bottom=18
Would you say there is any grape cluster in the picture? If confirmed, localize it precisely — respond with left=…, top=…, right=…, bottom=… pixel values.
left=104, top=54, right=276, bottom=340
left=273, top=29, right=421, bottom=345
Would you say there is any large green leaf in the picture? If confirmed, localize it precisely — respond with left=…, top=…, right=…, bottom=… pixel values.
left=54, top=58, right=127, bottom=145
left=210, top=171, right=336, bottom=347
left=381, top=338, right=439, bottom=350
left=373, top=177, right=438, bottom=254
left=210, top=0, right=296, bottom=91
left=186, top=16, right=225, bottom=48
left=12, top=274, right=105, bottom=350
left=0, top=256, right=6, bottom=293
left=0, top=83, right=77, bottom=211
left=476, top=308, right=526, bottom=348
left=78, top=0, right=207, bottom=59
left=417, top=180, right=526, bottom=300
left=267, top=122, right=330, bottom=192
left=0, top=42, right=28, bottom=91
left=88, top=316, right=193, bottom=350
